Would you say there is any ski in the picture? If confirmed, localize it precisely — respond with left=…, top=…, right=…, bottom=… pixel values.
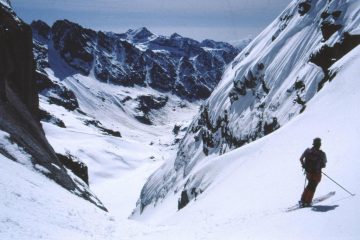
left=286, top=191, right=336, bottom=212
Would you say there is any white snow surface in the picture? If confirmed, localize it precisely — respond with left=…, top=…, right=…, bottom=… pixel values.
left=0, top=0, right=11, bottom=8
left=40, top=67, right=200, bottom=185
left=134, top=0, right=360, bottom=219
left=3, top=38, right=358, bottom=240
left=0, top=129, right=115, bottom=239
left=2, top=0, right=360, bottom=239
left=129, top=44, right=360, bottom=240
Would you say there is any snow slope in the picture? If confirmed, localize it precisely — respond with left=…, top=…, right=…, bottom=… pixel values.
left=0, top=132, right=116, bottom=240
left=39, top=68, right=200, bottom=182
left=1, top=0, right=197, bottom=238
left=36, top=68, right=200, bottom=221
left=136, top=0, right=360, bottom=214
left=3, top=44, right=359, bottom=240
left=3, top=0, right=360, bottom=239
left=128, top=44, right=360, bottom=240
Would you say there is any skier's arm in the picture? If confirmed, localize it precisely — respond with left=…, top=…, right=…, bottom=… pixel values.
left=321, top=152, right=327, bottom=168
left=299, top=149, right=308, bottom=168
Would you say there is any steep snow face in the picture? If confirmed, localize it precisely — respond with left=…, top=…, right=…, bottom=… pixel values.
left=0, top=152, right=116, bottom=240
left=131, top=45, right=360, bottom=239
left=31, top=20, right=239, bottom=100
left=135, top=0, right=360, bottom=214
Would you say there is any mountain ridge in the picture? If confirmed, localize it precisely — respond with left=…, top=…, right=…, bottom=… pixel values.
left=31, top=19, right=240, bottom=100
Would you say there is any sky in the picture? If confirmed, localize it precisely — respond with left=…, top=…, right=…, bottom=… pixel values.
left=10, top=0, right=291, bottom=42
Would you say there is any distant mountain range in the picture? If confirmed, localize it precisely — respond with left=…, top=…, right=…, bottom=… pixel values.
left=31, top=20, right=240, bottom=100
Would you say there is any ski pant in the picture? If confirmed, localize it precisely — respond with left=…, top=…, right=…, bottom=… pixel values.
left=301, top=172, right=322, bottom=204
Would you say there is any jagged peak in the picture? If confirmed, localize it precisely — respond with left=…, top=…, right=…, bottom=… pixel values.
left=129, top=27, right=155, bottom=40
left=51, top=19, right=97, bottom=35
left=31, top=20, right=50, bottom=31
left=31, top=20, right=51, bottom=41
left=52, top=19, right=82, bottom=29
left=51, top=19, right=96, bottom=39
left=170, top=32, right=183, bottom=39
left=31, top=19, right=49, bottom=27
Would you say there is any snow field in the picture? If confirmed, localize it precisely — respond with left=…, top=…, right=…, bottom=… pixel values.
left=131, top=46, right=360, bottom=240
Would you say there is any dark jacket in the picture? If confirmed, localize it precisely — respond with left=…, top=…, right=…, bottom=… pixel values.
left=300, top=147, right=327, bottom=173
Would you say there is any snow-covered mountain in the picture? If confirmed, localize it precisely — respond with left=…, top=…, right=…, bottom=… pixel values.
left=27, top=18, right=242, bottom=190
left=28, top=16, right=241, bottom=187
left=134, top=0, right=360, bottom=216
left=31, top=20, right=239, bottom=100
left=3, top=0, right=360, bottom=239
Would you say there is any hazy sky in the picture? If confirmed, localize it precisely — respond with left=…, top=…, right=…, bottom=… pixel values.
left=11, top=0, right=290, bottom=42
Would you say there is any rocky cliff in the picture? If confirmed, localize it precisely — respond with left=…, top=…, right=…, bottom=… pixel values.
left=0, top=2, right=106, bottom=211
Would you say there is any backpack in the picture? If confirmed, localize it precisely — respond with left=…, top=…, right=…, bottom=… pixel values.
left=304, top=148, right=326, bottom=173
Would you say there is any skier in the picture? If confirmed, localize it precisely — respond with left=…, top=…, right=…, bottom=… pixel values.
left=299, top=137, right=327, bottom=207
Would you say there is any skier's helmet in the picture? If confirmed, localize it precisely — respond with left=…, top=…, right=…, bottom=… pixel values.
left=313, top=138, right=321, bottom=148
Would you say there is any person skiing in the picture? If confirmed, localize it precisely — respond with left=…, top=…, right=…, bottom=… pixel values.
left=299, top=137, right=327, bottom=207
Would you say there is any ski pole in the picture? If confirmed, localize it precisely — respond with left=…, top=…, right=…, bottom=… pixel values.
left=322, top=171, right=355, bottom=196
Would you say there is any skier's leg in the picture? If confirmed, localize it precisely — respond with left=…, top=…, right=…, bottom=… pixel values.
left=304, top=173, right=322, bottom=203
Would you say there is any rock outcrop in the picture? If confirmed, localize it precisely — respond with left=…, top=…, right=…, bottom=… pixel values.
left=0, top=2, right=106, bottom=211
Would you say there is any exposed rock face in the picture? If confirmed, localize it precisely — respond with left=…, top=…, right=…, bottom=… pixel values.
left=0, top=4, right=37, bottom=115
left=56, top=153, right=89, bottom=185
left=51, top=20, right=96, bottom=75
left=0, top=3, right=106, bottom=211
left=31, top=19, right=239, bottom=100
left=298, top=0, right=312, bottom=16
left=134, top=95, right=169, bottom=125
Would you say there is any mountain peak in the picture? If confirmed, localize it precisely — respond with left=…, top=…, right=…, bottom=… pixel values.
left=170, top=33, right=183, bottom=39
left=52, top=19, right=82, bottom=29
left=129, top=27, right=155, bottom=40
left=31, top=20, right=51, bottom=40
